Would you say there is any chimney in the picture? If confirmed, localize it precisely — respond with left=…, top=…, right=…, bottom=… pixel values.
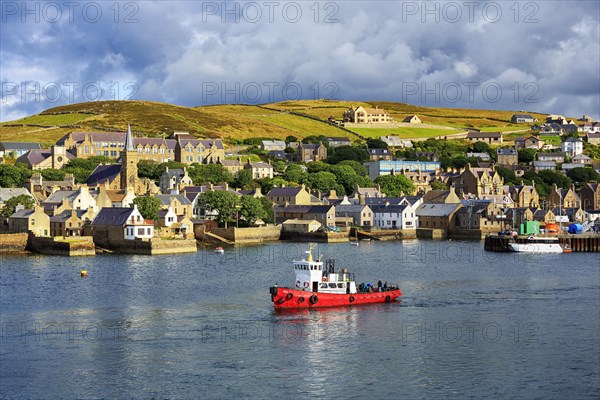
left=359, top=194, right=365, bottom=205
left=254, top=187, right=262, bottom=196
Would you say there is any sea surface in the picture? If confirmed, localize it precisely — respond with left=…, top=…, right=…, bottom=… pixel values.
left=1, top=240, right=599, bottom=399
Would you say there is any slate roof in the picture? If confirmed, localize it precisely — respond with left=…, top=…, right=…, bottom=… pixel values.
left=422, top=190, right=453, bottom=203
left=57, top=131, right=224, bottom=149
left=416, top=203, right=461, bottom=217
left=467, top=131, right=502, bottom=138
left=50, top=210, right=82, bottom=223
left=370, top=204, right=408, bottom=213
left=91, top=207, right=134, bottom=226
left=86, top=164, right=121, bottom=185
left=164, top=168, right=186, bottom=178
left=0, top=188, right=33, bottom=203
left=10, top=209, right=34, bottom=218
left=0, top=142, right=41, bottom=151
left=155, top=194, right=192, bottom=205
left=16, top=149, right=75, bottom=166
left=45, top=190, right=78, bottom=203
left=497, top=148, right=517, bottom=155
left=274, top=204, right=334, bottom=213
left=335, top=204, right=370, bottom=213
left=365, top=197, right=404, bottom=206
left=267, top=186, right=304, bottom=197
left=563, top=136, right=583, bottom=143
left=368, top=148, right=391, bottom=155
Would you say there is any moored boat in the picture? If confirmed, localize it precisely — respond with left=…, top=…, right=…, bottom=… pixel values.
left=214, top=247, right=225, bottom=254
left=269, top=245, right=402, bottom=309
left=508, top=236, right=568, bottom=253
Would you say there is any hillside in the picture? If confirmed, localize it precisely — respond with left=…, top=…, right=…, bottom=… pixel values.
left=0, top=99, right=553, bottom=146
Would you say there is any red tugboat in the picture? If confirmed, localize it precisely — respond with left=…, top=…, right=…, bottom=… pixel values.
left=269, top=245, right=402, bottom=309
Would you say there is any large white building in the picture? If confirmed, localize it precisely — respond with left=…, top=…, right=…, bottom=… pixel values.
left=370, top=203, right=417, bottom=229
left=561, top=137, right=583, bottom=157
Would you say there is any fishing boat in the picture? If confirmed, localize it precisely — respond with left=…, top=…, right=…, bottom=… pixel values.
left=508, top=236, right=568, bottom=253
left=214, top=247, right=225, bottom=254
left=269, top=244, right=402, bottom=309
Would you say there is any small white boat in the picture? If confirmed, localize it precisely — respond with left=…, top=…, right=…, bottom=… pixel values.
left=214, top=247, right=225, bottom=254
left=349, top=242, right=359, bottom=247
left=508, top=236, right=565, bottom=253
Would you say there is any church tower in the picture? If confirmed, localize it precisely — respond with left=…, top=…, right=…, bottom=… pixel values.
left=120, top=124, right=139, bottom=190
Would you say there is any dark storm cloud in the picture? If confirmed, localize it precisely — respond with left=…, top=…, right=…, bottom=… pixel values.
left=1, top=1, right=598, bottom=121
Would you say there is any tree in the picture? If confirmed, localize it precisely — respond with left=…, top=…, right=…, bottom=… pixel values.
left=327, top=146, right=369, bottom=164
left=305, top=171, right=344, bottom=194
left=566, top=167, right=600, bottom=185
left=518, top=148, right=537, bottom=163
left=329, top=164, right=374, bottom=195
left=239, top=195, right=267, bottom=225
left=132, top=196, right=162, bottom=220
left=471, top=141, right=492, bottom=154
left=41, top=168, right=65, bottom=181
left=495, top=165, right=518, bottom=185
left=374, top=174, right=415, bottom=197
left=285, top=135, right=298, bottom=143
left=259, top=197, right=274, bottom=223
left=538, top=170, right=572, bottom=188
left=338, top=160, right=368, bottom=176
left=366, top=138, right=388, bottom=149
left=188, top=164, right=233, bottom=185
left=258, top=177, right=289, bottom=194
left=1, top=194, right=34, bottom=217
left=137, top=160, right=162, bottom=180
left=283, top=164, right=308, bottom=183
left=0, top=165, right=25, bottom=187
left=271, top=160, right=287, bottom=174
left=232, top=169, right=254, bottom=189
left=430, top=179, right=448, bottom=190
left=198, top=191, right=240, bottom=227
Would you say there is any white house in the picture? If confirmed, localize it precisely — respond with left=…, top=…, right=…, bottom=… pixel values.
left=561, top=137, right=583, bottom=157
left=371, top=203, right=416, bottom=230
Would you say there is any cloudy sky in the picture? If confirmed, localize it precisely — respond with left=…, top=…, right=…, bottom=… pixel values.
left=1, top=1, right=599, bottom=122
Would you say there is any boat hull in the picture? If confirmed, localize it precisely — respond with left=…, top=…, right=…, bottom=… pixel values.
left=270, top=287, right=402, bottom=309
left=508, top=243, right=564, bottom=253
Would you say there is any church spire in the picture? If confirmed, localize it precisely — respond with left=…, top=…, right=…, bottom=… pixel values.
left=125, top=124, right=134, bottom=151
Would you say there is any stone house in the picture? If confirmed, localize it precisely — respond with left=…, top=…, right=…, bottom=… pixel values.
left=402, top=115, right=422, bottom=124
left=547, top=184, right=580, bottom=209
left=415, top=203, right=462, bottom=229
left=579, top=182, right=600, bottom=211
left=244, top=160, right=274, bottom=179
left=261, top=140, right=287, bottom=151
left=571, top=154, right=592, bottom=165
left=160, top=167, right=193, bottom=194
left=451, top=164, right=504, bottom=197
left=267, top=186, right=312, bottom=205
left=497, top=147, right=518, bottom=166
left=8, top=205, right=50, bottom=236
left=466, top=131, right=503, bottom=144
left=454, top=200, right=503, bottom=232
left=296, top=143, right=327, bottom=163
left=326, top=137, right=352, bottom=148
left=90, top=206, right=154, bottom=247
left=49, top=209, right=93, bottom=237
left=155, top=194, right=193, bottom=218
left=585, top=133, right=600, bottom=145
left=16, top=145, right=74, bottom=170
left=503, top=183, right=539, bottom=208
left=219, top=159, right=244, bottom=174
left=515, top=136, right=544, bottom=149
left=281, top=219, right=321, bottom=233
left=334, top=204, right=373, bottom=227
left=368, top=148, right=392, bottom=161
left=343, top=106, right=391, bottom=124
left=273, top=204, right=336, bottom=227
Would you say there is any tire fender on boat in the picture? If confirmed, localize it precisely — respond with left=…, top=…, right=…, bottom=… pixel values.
left=286, top=293, right=293, bottom=300
left=309, top=295, right=318, bottom=304
left=349, top=295, right=355, bottom=303
left=298, top=297, right=305, bottom=303
left=385, top=295, right=391, bottom=303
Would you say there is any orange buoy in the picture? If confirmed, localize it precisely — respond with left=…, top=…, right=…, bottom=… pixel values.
left=80, top=270, right=88, bottom=277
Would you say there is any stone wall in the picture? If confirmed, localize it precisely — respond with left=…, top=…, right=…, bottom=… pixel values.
left=416, top=228, right=448, bottom=239
left=104, top=237, right=198, bottom=255
left=0, top=233, right=29, bottom=254
left=211, top=226, right=281, bottom=244
left=27, top=234, right=96, bottom=256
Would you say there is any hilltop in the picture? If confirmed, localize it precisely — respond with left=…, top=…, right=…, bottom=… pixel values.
left=0, top=99, right=550, bottom=146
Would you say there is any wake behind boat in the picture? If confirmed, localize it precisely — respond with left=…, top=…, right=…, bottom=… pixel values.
left=269, top=244, right=401, bottom=309
left=508, top=236, right=569, bottom=253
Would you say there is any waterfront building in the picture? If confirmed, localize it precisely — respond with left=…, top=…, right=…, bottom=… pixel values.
left=8, top=205, right=50, bottom=236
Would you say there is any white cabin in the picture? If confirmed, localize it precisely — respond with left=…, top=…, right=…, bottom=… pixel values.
left=293, top=248, right=357, bottom=294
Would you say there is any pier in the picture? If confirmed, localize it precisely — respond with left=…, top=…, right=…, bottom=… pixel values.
left=485, top=234, right=600, bottom=252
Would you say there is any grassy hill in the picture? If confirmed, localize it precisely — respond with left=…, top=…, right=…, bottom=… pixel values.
left=0, top=99, right=554, bottom=146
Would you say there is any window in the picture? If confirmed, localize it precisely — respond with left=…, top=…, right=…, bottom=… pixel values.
left=145, top=147, right=150, bottom=154
left=153, top=147, right=158, bottom=154
left=147, top=228, right=151, bottom=235
left=110, top=151, right=117, bottom=157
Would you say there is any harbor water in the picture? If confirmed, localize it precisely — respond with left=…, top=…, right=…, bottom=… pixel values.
left=1, top=240, right=598, bottom=399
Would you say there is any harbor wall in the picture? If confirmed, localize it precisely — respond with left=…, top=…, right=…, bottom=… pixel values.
left=211, top=226, right=281, bottom=244
left=0, top=233, right=30, bottom=254
left=416, top=228, right=448, bottom=239
left=27, top=234, right=96, bottom=256
left=106, top=238, right=198, bottom=255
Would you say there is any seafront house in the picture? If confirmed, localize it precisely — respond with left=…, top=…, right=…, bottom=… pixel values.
left=8, top=205, right=50, bottom=236
left=89, top=206, right=154, bottom=247
left=155, top=194, right=193, bottom=218
left=579, top=183, right=600, bottom=211
left=273, top=204, right=336, bottom=227
left=371, top=203, right=417, bottom=230
left=415, top=203, right=462, bottom=230
left=454, top=200, right=503, bottom=232
left=547, top=184, right=580, bottom=209
left=49, top=209, right=94, bottom=237
left=334, top=204, right=373, bottom=227
left=450, top=164, right=504, bottom=197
